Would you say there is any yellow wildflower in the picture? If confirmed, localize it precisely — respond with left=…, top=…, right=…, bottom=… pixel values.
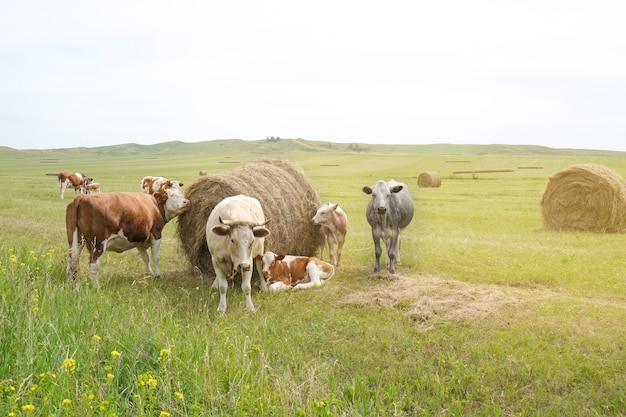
left=159, top=412, right=171, bottom=417
left=92, top=335, right=102, bottom=342
left=111, top=350, right=121, bottom=358
left=10, top=255, right=16, bottom=263
left=62, top=399, right=72, bottom=406
left=106, top=373, right=115, bottom=380
left=21, top=404, right=35, bottom=412
left=175, top=391, right=184, bottom=401
left=61, top=358, right=76, bottom=372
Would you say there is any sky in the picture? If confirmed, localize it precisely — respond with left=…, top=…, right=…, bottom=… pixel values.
left=1, top=1, right=625, bottom=152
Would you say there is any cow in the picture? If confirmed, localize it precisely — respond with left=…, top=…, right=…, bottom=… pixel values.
left=261, top=251, right=335, bottom=292
left=140, top=176, right=184, bottom=194
left=65, top=189, right=190, bottom=284
left=85, top=183, right=101, bottom=194
left=58, top=172, right=93, bottom=199
left=206, top=194, right=270, bottom=313
left=362, top=179, right=414, bottom=274
left=311, top=203, right=347, bottom=267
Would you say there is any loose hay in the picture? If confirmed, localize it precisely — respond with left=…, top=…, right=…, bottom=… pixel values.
left=177, top=159, right=324, bottom=277
left=417, top=171, right=442, bottom=188
left=337, top=275, right=520, bottom=331
left=541, top=163, right=626, bottom=233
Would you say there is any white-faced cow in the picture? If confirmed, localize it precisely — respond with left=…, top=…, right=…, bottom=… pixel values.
left=206, top=194, right=270, bottom=313
left=140, top=176, right=184, bottom=194
left=65, top=189, right=190, bottom=284
left=58, top=172, right=93, bottom=199
left=362, top=179, right=414, bottom=274
left=311, top=203, right=347, bottom=267
left=261, top=251, right=335, bottom=292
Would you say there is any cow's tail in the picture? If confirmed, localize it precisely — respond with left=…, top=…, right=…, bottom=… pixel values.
left=65, top=196, right=84, bottom=280
left=322, top=262, right=335, bottom=281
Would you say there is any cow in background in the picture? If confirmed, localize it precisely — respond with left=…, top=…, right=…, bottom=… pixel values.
left=58, top=172, right=93, bottom=199
left=85, top=183, right=101, bottom=194
left=140, top=176, right=184, bottom=194
left=206, top=194, right=270, bottom=313
left=362, top=179, right=414, bottom=274
left=311, top=203, right=347, bottom=267
left=261, top=251, right=335, bottom=292
left=65, top=189, right=190, bottom=284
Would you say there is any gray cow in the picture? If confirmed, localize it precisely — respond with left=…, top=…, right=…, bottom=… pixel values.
left=362, top=179, right=414, bottom=274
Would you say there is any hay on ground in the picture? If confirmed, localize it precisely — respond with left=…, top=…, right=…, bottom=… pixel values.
left=540, top=163, right=626, bottom=233
left=177, top=159, right=324, bottom=277
left=417, top=171, right=442, bottom=188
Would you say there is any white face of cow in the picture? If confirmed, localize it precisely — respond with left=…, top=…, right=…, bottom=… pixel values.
left=212, top=221, right=270, bottom=275
left=312, top=203, right=337, bottom=225
left=261, top=251, right=277, bottom=277
left=163, top=188, right=191, bottom=220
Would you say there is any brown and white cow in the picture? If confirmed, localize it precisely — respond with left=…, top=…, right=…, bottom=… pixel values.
left=58, top=172, right=93, bottom=199
left=65, top=189, right=190, bottom=284
left=85, top=183, right=101, bottom=194
left=206, top=194, right=270, bottom=313
left=261, top=251, right=335, bottom=292
left=311, top=203, right=348, bottom=267
left=140, top=176, right=184, bottom=194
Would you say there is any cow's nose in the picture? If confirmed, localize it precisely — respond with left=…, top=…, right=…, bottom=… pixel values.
left=376, top=206, right=387, bottom=214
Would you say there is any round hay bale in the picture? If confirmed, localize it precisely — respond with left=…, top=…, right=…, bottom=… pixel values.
left=177, top=159, right=324, bottom=276
left=417, top=171, right=442, bottom=188
left=540, top=163, right=626, bottom=233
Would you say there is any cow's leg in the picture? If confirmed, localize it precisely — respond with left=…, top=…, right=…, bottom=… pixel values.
left=293, top=264, right=322, bottom=290
left=150, top=239, right=162, bottom=277
left=241, top=269, right=256, bottom=312
left=387, top=233, right=400, bottom=274
left=269, top=282, right=291, bottom=292
left=372, top=230, right=382, bottom=272
left=137, top=248, right=154, bottom=276
left=60, top=180, right=68, bottom=199
left=254, top=257, right=268, bottom=292
left=336, top=233, right=345, bottom=268
left=214, top=268, right=229, bottom=313
left=87, top=238, right=106, bottom=287
left=66, top=229, right=84, bottom=281
left=327, top=234, right=337, bottom=267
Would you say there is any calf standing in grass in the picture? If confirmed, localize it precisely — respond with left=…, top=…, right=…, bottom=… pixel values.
left=363, top=179, right=414, bottom=274
left=311, top=203, right=347, bottom=267
left=261, top=251, right=335, bottom=292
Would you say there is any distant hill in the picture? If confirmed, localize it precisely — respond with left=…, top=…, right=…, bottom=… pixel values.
left=2, top=139, right=625, bottom=157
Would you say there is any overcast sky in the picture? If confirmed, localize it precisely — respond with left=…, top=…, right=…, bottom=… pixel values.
left=1, top=1, right=625, bottom=151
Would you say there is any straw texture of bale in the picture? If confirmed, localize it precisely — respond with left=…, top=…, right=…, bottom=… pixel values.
left=177, top=159, right=324, bottom=276
left=540, top=163, right=626, bottom=233
left=417, top=171, right=442, bottom=188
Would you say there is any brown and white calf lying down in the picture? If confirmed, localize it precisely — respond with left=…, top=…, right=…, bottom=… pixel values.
left=261, top=251, right=335, bottom=292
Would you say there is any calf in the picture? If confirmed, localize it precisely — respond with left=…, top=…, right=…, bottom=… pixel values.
left=58, top=172, right=93, bottom=199
left=206, top=194, right=270, bottom=313
left=85, top=183, right=101, bottom=194
left=140, top=176, right=184, bottom=194
left=311, top=203, right=347, bottom=267
left=65, top=189, right=190, bottom=283
left=261, top=251, right=335, bottom=292
left=363, top=179, right=414, bottom=274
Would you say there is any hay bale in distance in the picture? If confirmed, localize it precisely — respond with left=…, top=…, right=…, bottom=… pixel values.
left=177, top=159, right=324, bottom=276
left=417, top=171, right=442, bottom=188
left=540, top=163, right=626, bottom=233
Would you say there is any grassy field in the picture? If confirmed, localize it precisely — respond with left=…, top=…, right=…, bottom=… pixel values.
left=1, top=140, right=626, bottom=416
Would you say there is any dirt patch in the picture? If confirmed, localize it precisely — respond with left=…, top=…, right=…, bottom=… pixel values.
left=337, top=274, right=524, bottom=331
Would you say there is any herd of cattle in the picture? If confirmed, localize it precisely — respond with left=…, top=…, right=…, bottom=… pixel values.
left=57, top=170, right=414, bottom=313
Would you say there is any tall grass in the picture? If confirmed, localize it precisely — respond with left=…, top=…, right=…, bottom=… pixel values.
left=1, top=143, right=626, bottom=415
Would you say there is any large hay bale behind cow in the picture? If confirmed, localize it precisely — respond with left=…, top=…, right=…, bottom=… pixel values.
left=177, top=159, right=324, bottom=276
left=540, top=163, right=626, bottom=233
left=417, top=171, right=442, bottom=188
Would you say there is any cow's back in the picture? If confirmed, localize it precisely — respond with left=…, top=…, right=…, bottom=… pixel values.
left=389, top=181, right=414, bottom=229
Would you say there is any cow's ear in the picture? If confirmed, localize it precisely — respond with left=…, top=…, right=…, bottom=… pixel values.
left=153, top=191, right=167, bottom=203
left=253, top=227, right=270, bottom=238
left=331, top=203, right=338, bottom=210
left=212, top=225, right=230, bottom=236
left=362, top=186, right=372, bottom=195
left=390, top=185, right=404, bottom=193
left=179, top=182, right=184, bottom=187
left=277, top=254, right=286, bottom=261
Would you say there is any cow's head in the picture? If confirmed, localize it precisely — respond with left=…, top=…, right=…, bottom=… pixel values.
left=311, top=203, right=339, bottom=225
left=212, top=218, right=270, bottom=274
left=154, top=188, right=191, bottom=221
left=363, top=180, right=403, bottom=215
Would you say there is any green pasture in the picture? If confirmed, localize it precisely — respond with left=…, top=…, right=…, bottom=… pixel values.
left=1, top=141, right=626, bottom=416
